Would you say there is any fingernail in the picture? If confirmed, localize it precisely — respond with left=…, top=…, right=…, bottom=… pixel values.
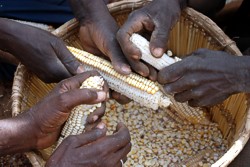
left=97, top=91, right=106, bottom=101
left=92, top=115, right=98, bottom=122
left=96, top=122, right=106, bottom=129
left=77, top=65, right=85, bottom=74
left=121, top=65, right=131, bottom=74
left=132, top=54, right=140, bottom=59
left=153, top=48, right=164, bottom=57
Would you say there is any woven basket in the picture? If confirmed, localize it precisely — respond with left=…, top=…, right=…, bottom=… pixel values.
left=11, top=0, right=250, bottom=166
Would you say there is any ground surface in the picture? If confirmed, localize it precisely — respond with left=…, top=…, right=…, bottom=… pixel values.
left=0, top=81, right=32, bottom=167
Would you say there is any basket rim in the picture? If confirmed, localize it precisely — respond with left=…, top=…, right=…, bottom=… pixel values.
left=11, top=0, right=249, bottom=166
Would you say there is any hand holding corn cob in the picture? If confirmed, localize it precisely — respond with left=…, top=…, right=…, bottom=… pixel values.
left=47, top=123, right=131, bottom=167
left=28, top=71, right=108, bottom=150
left=69, top=0, right=131, bottom=75
left=116, top=0, right=184, bottom=78
left=158, top=48, right=250, bottom=107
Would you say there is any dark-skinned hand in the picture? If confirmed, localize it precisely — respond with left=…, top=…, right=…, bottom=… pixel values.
left=69, top=0, right=131, bottom=104
left=0, top=18, right=84, bottom=83
left=117, top=0, right=186, bottom=80
left=158, top=48, right=250, bottom=107
left=28, top=71, right=109, bottom=149
left=46, top=123, right=131, bottom=167
left=69, top=0, right=131, bottom=75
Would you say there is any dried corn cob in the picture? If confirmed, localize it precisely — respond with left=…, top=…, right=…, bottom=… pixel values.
left=130, top=33, right=181, bottom=70
left=56, top=76, right=104, bottom=147
left=68, top=46, right=171, bottom=110
left=67, top=46, right=210, bottom=124
left=129, top=33, right=211, bottom=124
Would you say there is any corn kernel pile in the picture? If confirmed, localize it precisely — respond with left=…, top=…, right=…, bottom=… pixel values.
left=102, top=100, right=228, bottom=167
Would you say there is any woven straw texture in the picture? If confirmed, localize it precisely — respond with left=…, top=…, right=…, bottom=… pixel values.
left=11, top=0, right=250, bottom=166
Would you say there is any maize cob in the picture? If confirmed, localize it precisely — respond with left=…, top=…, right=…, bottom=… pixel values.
left=130, top=33, right=181, bottom=70
left=68, top=46, right=171, bottom=110
left=56, top=76, right=104, bottom=147
left=129, top=33, right=211, bottom=124
left=67, top=43, right=210, bottom=124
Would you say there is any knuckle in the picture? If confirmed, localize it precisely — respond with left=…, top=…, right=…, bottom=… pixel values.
left=57, top=93, right=70, bottom=109
left=84, top=89, right=97, bottom=100
left=128, top=10, right=142, bottom=19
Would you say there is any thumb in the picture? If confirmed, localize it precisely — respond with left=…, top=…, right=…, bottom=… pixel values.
left=72, top=122, right=107, bottom=147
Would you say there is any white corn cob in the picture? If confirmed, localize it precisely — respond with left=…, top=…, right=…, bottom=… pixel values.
left=67, top=46, right=210, bottom=124
left=130, top=33, right=210, bottom=124
left=130, top=33, right=181, bottom=70
left=68, top=46, right=171, bottom=110
left=56, top=76, right=104, bottom=147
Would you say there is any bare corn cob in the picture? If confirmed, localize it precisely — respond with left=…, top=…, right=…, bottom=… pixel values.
left=56, top=76, right=104, bottom=147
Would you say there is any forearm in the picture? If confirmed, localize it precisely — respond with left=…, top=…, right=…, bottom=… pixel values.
left=0, top=18, right=31, bottom=60
left=0, top=18, right=17, bottom=53
left=0, top=112, right=37, bottom=156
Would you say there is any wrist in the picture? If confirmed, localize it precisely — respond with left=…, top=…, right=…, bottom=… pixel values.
left=69, top=0, right=107, bottom=24
left=0, top=111, right=38, bottom=155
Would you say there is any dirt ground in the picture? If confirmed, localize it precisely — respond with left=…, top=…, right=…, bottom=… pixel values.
left=0, top=81, right=32, bottom=166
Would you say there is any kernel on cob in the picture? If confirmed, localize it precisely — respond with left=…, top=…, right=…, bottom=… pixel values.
left=56, top=76, right=104, bottom=147
left=67, top=45, right=210, bottom=125
left=68, top=46, right=171, bottom=111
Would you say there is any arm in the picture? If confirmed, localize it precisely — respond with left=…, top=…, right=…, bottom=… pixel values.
left=0, top=112, right=37, bottom=155
left=0, top=18, right=83, bottom=83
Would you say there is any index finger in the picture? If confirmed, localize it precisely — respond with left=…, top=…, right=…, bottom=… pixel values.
left=117, top=13, right=144, bottom=60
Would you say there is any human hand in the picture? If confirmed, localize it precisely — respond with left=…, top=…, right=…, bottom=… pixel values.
left=158, top=49, right=250, bottom=107
left=27, top=71, right=108, bottom=149
left=69, top=0, right=132, bottom=104
left=117, top=0, right=186, bottom=80
left=0, top=18, right=83, bottom=83
left=69, top=0, right=131, bottom=76
left=46, top=123, right=131, bottom=167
